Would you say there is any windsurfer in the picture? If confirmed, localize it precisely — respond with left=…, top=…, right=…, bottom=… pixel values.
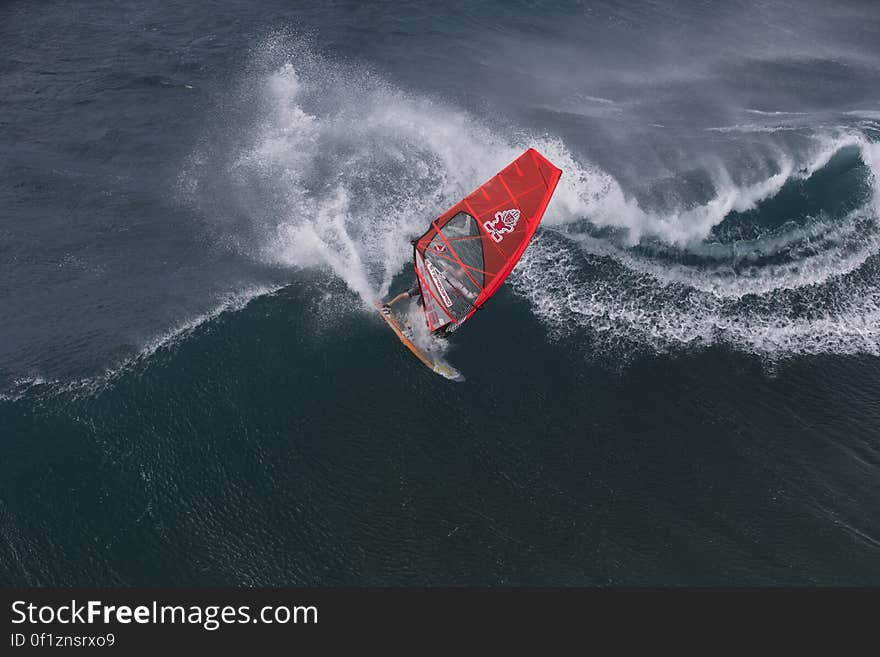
left=382, top=281, right=422, bottom=315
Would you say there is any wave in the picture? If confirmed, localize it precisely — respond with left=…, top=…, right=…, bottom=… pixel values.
left=512, top=233, right=880, bottom=358
left=512, top=135, right=880, bottom=358
left=744, top=109, right=810, bottom=117
left=0, top=285, right=280, bottom=402
left=706, top=124, right=807, bottom=134
left=170, top=35, right=880, bottom=364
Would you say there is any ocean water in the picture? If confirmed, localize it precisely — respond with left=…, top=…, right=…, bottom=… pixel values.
left=2, top=0, right=879, bottom=585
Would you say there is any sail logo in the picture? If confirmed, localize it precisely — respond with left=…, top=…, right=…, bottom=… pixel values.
left=425, top=259, right=454, bottom=307
left=433, top=243, right=447, bottom=253
left=484, top=208, right=521, bottom=243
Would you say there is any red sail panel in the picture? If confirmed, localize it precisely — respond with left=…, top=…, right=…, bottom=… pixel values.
left=413, top=148, right=562, bottom=332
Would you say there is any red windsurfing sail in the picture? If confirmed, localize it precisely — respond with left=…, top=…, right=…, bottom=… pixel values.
left=413, top=148, right=562, bottom=332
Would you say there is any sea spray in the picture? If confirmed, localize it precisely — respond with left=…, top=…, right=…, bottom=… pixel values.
left=179, top=37, right=880, bottom=362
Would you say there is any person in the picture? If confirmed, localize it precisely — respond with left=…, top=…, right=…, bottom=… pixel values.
left=381, top=281, right=421, bottom=315
left=383, top=278, right=462, bottom=338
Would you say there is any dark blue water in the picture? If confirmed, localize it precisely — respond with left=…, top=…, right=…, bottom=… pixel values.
left=2, top=0, right=880, bottom=585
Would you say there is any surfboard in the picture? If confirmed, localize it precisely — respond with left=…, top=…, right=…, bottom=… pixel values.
left=374, top=301, right=465, bottom=382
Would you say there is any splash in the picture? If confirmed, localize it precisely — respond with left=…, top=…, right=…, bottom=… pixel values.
left=198, top=55, right=524, bottom=305
left=179, top=35, right=880, bottom=362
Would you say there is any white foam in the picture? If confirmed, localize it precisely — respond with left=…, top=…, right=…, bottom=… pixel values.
left=706, top=123, right=805, bottom=134
left=510, top=132, right=880, bottom=358
left=745, top=109, right=810, bottom=116
left=512, top=232, right=880, bottom=358
left=222, top=58, right=526, bottom=307
left=845, top=110, right=880, bottom=121
left=563, top=205, right=879, bottom=299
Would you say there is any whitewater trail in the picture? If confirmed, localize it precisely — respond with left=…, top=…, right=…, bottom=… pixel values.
left=513, top=135, right=880, bottom=358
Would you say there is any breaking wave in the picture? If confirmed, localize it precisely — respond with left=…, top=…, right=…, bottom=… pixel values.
left=513, top=136, right=880, bottom=358
left=0, top=285, right=280, bottom=402
left=177, top=35, right=880, bottom=362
